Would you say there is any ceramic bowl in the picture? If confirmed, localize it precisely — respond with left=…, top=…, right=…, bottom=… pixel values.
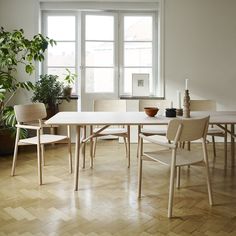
left=144, top=107, right=159, bottom=117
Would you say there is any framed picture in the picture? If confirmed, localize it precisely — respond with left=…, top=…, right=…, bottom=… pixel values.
left=132, top=73, right=149, bottom=96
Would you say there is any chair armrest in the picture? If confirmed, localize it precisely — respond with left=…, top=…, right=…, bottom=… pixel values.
left=16, top=124, right=41, bottom=131
left=139, top=133, right=176, bottom=149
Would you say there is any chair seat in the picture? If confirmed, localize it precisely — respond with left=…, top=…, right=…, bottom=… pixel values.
left=143, top=149, right=203, bottom=167
left=19, top=134, right=68, bottom=145
left=207, top=127, right=224, bottom=136
left=141, top=127, right=167, bottom=135
left=93, top=127, right=127, bottom=136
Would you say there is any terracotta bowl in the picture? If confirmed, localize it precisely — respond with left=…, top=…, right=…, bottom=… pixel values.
left=144, top=107, right=159, bottom=117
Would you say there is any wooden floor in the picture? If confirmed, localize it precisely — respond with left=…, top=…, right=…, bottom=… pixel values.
left=0, top=140, right=236, bottom=236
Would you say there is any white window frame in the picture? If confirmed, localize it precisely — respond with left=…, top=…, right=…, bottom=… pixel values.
left=119, top=11, right=158, bottom=96
left=41, top=11, right=79, bottom=95
left=81, top=11, right=118, bottom=95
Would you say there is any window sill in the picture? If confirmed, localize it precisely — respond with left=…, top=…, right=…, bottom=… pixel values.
left=59, top=95, right=79, bottom=100
left=120, top=95, right=164, bottom=100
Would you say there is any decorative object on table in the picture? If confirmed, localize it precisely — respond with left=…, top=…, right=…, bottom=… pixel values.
left=132, top=73, right=149, bottom=96
left=0, top=27, right=56, bottom=155
left=176, top=108, right=183, bottom=116
left=176, top=90, right=183, bottom=116
left=183, top=90, right=190, bottom=118
left=144, top=107, right=159, bottom=117
left=165, top=108, right=176, bottom=117
left=63, top=68, right=77, bottom=101
left=183, top=79, right=190, bottom=118
left=31, top=74, right=64, bottom=118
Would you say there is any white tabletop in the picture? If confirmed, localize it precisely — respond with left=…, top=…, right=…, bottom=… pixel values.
left=45, top=111, right=236, bottom=126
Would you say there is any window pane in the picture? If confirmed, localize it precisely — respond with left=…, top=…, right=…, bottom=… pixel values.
left=124, top=68, right=152, bottom=94
left=85, top=68, right=114, bottom=93
left=86, top=15, right=114, bottom=40
left=124, top=16, right=152, bottom=41
left=86, top=42, right=114, bottom=67
left=47, top=68, right=77, bottom=94
left=124, top=42, right=152, bottom=67
left=48, top=16, right=75, bottom=40
left=48, top=42, right=75, bottom=67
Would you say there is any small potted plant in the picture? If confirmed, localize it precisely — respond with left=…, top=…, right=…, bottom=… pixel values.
left=31, top=74, right=64, bottom=118
left=63, top=68, right=77, bottom=101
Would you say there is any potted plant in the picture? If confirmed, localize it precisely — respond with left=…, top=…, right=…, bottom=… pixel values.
left=0, top=27, right=56, bottom=154
left=63, top=68, right=77, bottom=101
left=31, top=74, right=64, bottom=118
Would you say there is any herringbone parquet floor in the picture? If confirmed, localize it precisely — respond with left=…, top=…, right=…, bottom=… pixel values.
left=0, top=141, right=235, bottom=235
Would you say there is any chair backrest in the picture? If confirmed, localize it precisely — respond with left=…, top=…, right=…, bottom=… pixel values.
left=14, top=103, right=47, bottom=123
left=166, top=116, right=210, bottom=142
left=190, top=100, right=216, bottom=111
left=93, top=100, right=126, bottom=112
left=139, top=100, right=170, bottom=115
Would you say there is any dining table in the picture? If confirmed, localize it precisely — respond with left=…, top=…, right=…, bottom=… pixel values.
left=45, top=111, right=236, bottom=191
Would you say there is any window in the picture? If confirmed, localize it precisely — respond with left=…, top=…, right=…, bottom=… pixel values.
left=84, top=14, right=116, bottom=93
left=121, top=14, right=156, bottom=95
left=42, top=9, right=161, bottom=97
left=43, top=14, right=77, bottom=94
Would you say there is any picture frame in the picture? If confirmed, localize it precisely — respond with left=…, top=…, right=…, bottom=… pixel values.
left=132, top=73, right=150, bottom=96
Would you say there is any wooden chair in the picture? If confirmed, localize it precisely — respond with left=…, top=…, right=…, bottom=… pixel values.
left=190, top=100, right=227, bottom=167
left=11, top=103, right=72, bottom=185
left=137, top=100, right=170, bottom=156
left=138, top=116, right=213, bottom=218
left=90, top=100, right=130, bottom=167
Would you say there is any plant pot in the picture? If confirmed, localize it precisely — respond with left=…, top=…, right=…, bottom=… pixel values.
left=46, top=104, right=59, bottom=119
left=0, top=128, right=15, bottom=155
left=63, top=87, right=72, bottom=98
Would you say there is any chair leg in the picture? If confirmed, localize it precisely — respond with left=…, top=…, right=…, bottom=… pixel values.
left=67, top=126, right=72, bottom=173
left=123, top=137, right=128, bottom=158
left=138, top=136, right=143, bottom=198
left=137, top=134, right=140, bottom=158
left=11, top=128, right=20, bottom=176
left=212, top=136, right=216, bottom=158
left=37, top=133, right=43, bottom=185
left=202, top=140, right=213, bottom=206
left=93, top=138, right=97, bottom=158
left=41, top=144, right=45, bottom=166
left=224, top=125, right=227, bottom=169
left=68, top=139, right=72, bottom=174
left=187, top=141, right=191, bottom=151
left=176, top=166, right=181, bottom=189
left=168, top=150, right=177, bottom=218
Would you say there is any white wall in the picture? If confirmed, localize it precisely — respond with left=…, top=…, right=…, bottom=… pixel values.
left=164, top=0, right=236, bottom=110
left=1, top=0, right=236, bottom=110
left=0, top=0, right=39, bottom=105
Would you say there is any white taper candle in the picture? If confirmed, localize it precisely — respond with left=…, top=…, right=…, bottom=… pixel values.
left=185, top=78, right=189, bottom=90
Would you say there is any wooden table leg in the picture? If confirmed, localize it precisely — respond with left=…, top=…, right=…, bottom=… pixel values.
left=82, top=126, right=86, bottom=169
left=127, top=125, right=130, bottom=168
left=74, top=126, right=81, bottom=191
left=231, top=124, right=235, bottom=167
left=90, top=125, right=94, bottom=168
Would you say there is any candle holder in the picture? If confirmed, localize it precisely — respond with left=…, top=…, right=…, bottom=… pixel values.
left=176, top=108, right=183, bottom=116
left=183, top=89, right=190, bottom=118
